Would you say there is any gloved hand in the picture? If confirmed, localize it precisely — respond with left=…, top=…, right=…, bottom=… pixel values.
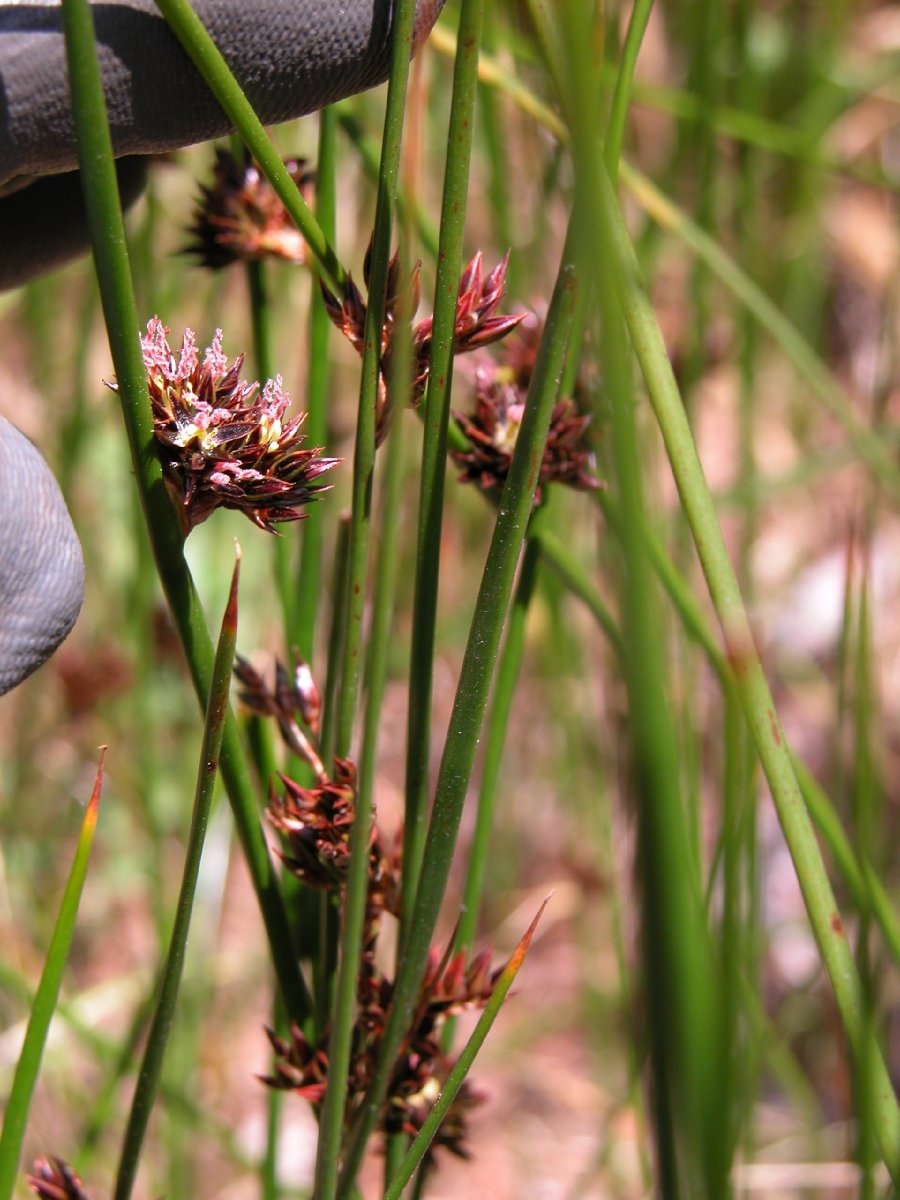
left=0, top=0, right=444, bottom=694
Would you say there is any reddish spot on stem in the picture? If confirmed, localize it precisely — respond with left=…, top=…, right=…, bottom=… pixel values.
left=768, top=709, right=782, bottom=746
left=831, top=913, right=845, bottom=936
left=724, top=630, right=753, bottom=678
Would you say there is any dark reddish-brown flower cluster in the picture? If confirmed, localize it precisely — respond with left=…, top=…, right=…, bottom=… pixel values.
left=264, top=927, right=501, bottom=1163
left=140, top=318, right=338, bottom=533
left=410, top=251, right=524, bottom=389
left=186, top=148, right=315, bottom=269
left=239, top=655, right=503, bottom=1163
left=267, top=757, right=362, bottom=889
left=264, top=1025, right=331, bottom=1104
left=452, top=375, right=600, bottom=500
left=262, top=792, right=501, bottom=1160
left=27, top=1158, right=91, bottom=1200
left=450, top=314, right=601, bottom=501
left=321, top=248, right=523, bottom=440
left=387, top=1070, right=487, bottom=1161
left=377, top=944, right=498, bottom=1160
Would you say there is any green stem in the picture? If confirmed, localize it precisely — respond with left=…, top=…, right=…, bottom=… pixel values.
left=455, top=535, right=541, bottom=956
left=402, top=0, right=487, bottom=934
left=592, top=82, right=725, bottom=1188
left=295, top=106, right=339, bottom=663
left=114, top=557, right=239, bottom=1200
left=794, top=758, right=900, bottom=965
left=0, top=760, right=102, bottom=1200
left=313, top=1, right=418, bottom=1192
left=244, top=257, right=296, bottom=644
left=339, top=218, right=580, bottom=1197
left=60, top=0, right=310, bottom=1027
left=603, top=0, right=654, bottom=175
left=597, top=139, right=900, bottom=1184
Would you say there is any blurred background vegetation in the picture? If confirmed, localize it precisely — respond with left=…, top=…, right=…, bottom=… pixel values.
left=1, top=0, right=898, bottom=1196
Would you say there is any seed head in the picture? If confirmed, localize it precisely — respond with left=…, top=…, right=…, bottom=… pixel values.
left=262, top=1025, right=330, bottom=1104
left=186, top=148, right=315, bottom=268
left=387, top=1069, right=486, bottom=1163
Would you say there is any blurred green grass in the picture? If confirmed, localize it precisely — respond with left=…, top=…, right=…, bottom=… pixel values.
left=1, top=1, right=899, bottom=1196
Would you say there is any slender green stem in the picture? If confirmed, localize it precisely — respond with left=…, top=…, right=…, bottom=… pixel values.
left=300, top=105, right=340, bottom=1046
left=339, top=219, right=580, bottom=1196
left=596, top=127, right=900, bottom=1185
left=362, top=371, right=412, bottom=830
left=0, top=759, right=103, bottom=1200
left=261, top=1057, right=283, bottom=1200
left=313, top=1, right=418, bottom=1192
left=244, top=257, right=297, bottom=644
left=384, top=901, right=548, bottom=1200
left=332, top=29, right=414, bottom=761
left=246, top=260, right=275, bottom=374
left=114, top=557, right=240, bottom=1200
left=60, top=0, right=310, bottom=1027
left=619, top=161, right=900, bottom=504
left=796, top=766, right=900, bottom=966
left=455, top=535, right=541, bottom=956
left=529, top=513, right=625, bottom=662
left=294, top=105, right=339, bottom=664
left=318, top=516, right=352, bottom=772
left=584, top=51, right=727, bottom=1182
left=313, top=519, right=353, bottom=1031
left=429, top=24, right=900, bottom=191
left=402, top=0, right=487, bottom=933
left=604, top=0, right=654, bottom=175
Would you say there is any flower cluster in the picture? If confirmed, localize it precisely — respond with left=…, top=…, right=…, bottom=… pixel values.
left=267, top=757, right=363, bottom=889
left=140, top=318, right=338, bottom=533
left=264, top=921, right=500, bottom=1163
left=27, top=1158, right=91, bottom=1200
left=321, top=248, right=523, bottom=441
left=452, top=376, right=600, bottom=500
left=393, top=1074, right=486, bottom=1161
left=238, top=656, right=504, bottom=1163
left=410, top=251, right=525, bottom=390
left=378, top=945, right=498, bottom=1159
left=186, top=148, right=315, bottom=269
left=450, top=314, right=601, bottom=501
